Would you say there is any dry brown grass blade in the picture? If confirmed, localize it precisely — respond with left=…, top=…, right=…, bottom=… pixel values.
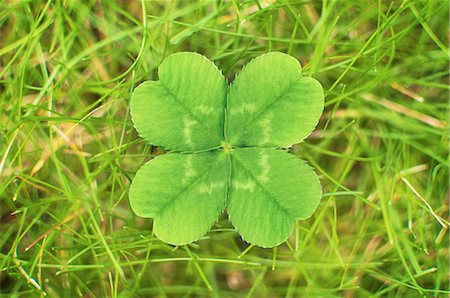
left=362, top=93, right=446, bottom=129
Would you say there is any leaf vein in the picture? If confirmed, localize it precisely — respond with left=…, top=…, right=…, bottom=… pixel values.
left=229, top=80, right=300, bottom=141
left=157, top=155, right=224, bottom=218
left=161, top=83, right=223, bottom=145
left=233, top=154, right=294, bottom=219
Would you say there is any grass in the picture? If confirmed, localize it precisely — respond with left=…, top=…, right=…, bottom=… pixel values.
left=0, top=0, right=448, bottom=296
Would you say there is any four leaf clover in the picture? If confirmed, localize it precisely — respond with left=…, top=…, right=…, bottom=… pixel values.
left=129, top=52, right=324, bottom=247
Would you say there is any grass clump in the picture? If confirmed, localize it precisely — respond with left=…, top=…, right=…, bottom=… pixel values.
left=0, top=0, right=448, bottom=297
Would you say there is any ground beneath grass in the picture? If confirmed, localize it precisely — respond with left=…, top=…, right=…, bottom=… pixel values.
left=0, top=0, right=449, bottom=297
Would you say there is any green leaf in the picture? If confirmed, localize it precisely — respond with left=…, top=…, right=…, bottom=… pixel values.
left=226, top=52, right=324, bottom=147
left=129, top=151, right=229, bottom=245
left=131, top=52, right=227, bottom=151
left=227, top=148, right=322, bottom=247
left=129, top=52, right=325, bottom=247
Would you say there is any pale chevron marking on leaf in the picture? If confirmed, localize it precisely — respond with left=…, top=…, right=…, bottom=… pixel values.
left=230, top=103, right=257, bottom=115
left=182, top=155, right=197, bottom=184
left=257, top=152, right=270, bottom=183
left=232, top=180, right=256, bottom=192
left=183, top=116, right=197, bottom=146
left=197, top=182, right=226, bottom=194
left=194, top=105, right=216, bottom=114
left=259, top=112, right=273, bottom=144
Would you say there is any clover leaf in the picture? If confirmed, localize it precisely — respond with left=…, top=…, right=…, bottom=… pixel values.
left=129, top=52, right=324, bottom=248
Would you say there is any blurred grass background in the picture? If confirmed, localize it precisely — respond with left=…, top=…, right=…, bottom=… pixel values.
left=0, top=0, right=449, bottom=297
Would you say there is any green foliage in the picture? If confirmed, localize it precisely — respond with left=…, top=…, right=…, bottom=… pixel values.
left=1, top=0, right=449, bottom=296
left=130, top=52, right=324, bottom=247
left=130, top=53, right=227, bottom=151
left=130, top=152, right=228, bottom=245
